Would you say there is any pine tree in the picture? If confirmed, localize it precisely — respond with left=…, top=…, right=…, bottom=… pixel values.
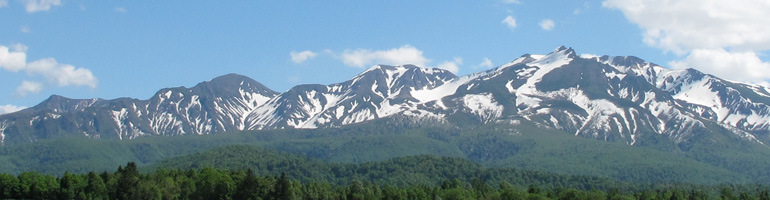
left=59, top=171, right=85, bottom=199
left=85, top=172, right=108, bottom=200
left=116, top=162, right=140, bottom=200
left=235, top=169, right=259, bottom=200
left=274, top=172, right=293, bottom=200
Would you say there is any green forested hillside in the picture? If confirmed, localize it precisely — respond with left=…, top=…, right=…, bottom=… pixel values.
left=0, top=118, right=768, bottom=185
left=149, top=145, right=634, bottom=191
left=1, top=149, right=769, bottom=200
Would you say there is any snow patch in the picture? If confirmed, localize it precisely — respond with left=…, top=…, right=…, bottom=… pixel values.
left=0, top=122, right=9, bottom=145
left=335, top=106, right=345, bottom=119
left=463, top=93, right=504, bottom=123
left=505, top=80, right=515, bottom=93
left=672, top=79, right=721, bottom=111
left=515, top=48, right=574, bottom=109
left=376, top=99, right=405, bottom=117
left=412, top=74, right=479, bottom=104
left=605, top=71, right=626, bottom=80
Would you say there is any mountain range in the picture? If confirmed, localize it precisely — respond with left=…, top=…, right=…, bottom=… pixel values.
left=2, top=46, right=770, bottom=149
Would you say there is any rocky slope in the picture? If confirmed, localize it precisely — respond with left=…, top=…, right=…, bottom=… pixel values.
left=2, top=47, right=770, bottom=147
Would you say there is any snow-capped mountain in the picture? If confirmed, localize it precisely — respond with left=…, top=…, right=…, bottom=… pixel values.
left=245, top=64, right=455, bottom=129
left=0, top=73, right=277, bottom=143
left=597, top=55, right=770, bottom=142
left=2, top=47, right=770, bottom=147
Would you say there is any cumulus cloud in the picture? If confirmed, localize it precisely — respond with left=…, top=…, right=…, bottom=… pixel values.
left=15, top=81, right=43, bottom=97
left=603, top=0, right=770, bottom=85
left=603, top=0, right=770, bottom=54
left=333, top=45, right=463, bottom=73
left=0, top=45, right=27, bottom=72
left=290, top=50, right=318, bottom=64
left=473, top=57, right=494, bottom=69
left=0, top=0, right=8, bottom=8
left=1, top=44, right=99, bottom=97
left=0, top=104, right=26, bottom=115
left=26, top=58, right=98, bottom=88
left=435, top=57, right=462, bottom=74
left=580, top=54, right=599, bottom=59
left=502, top=16, right=517, bottom=30
left=340, top=45, right=430, bottom=68
left=669, top=49, right=770, bottom=85
left=539, top=19, right=555, bottom=31
left=22, top=0, right=61, bottom=13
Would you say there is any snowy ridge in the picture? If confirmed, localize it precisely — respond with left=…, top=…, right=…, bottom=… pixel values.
left=599, top=56, right=770, bottom=142
left=493, top=48, right=667, bottom=144
left=2, top=46, right=770, bottom=147
left=514, top=47, right=576, bottom=109
left=0, top=74, right=278, bottom=142
left=412, top=73, right=480, bottom=107
left=246, top=64, right=457, bottom=129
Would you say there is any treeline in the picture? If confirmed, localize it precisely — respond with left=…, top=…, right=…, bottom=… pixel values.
left=1, top=122, right=763, bottom=184
left=148, top=145, right=635, bottom=190
left=0, top=162, right=769, bottom=200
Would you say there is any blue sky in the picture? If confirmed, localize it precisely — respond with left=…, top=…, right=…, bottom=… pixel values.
left=1, top=0, right=769, bottom=114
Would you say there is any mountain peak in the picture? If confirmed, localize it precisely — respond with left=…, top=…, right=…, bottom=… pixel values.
left=27, top=95, right=101, bottom=114
left=44, top=94, right=71, bottom=101
left=208, top=73, right=254, bottom=85
left=359, top=64, right=455, bottom=78
left=191, top=73, right=276, bottom=95
left=364, top=64, right=419, bottom=73
left=552, top=46, right=577, bottom=57
left=6, top=46, right=770, bottom=151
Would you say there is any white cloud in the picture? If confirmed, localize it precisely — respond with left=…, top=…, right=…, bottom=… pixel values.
left=290, top=50, right=318, bottom=64
left=539, top=19, right=555, bottom=31
left=580, top=54, right=599, bottom=59
left=1, top=44, right=99, bottom=97
left=0, top=0, right=8, bottom=8
left=473, top=57, right=494, bottom=69
left=603, top=0, right=770, bottom=54
left=335, top=45, right=464, bottom=74
left=502, top=0, right=521, bottom=4
left=115, top=7, right=126, bottom=13
left=22, top=0, right=61, bottom=13
left=604, top=0, right=770, bottom=85
left=20, top=25, right=30, bottom=33
left=501, top=16, right=517, bottom=30
left=669, top=49, right=770, bottom=85
left=435, top=57, right=462, bottom=74
left=340, top=45, right=430, bottom=68
left=0, top=45, right=27, bottom=72
left=15, top=81, right=43, bottom=97
left=0, top=104, right=26, bottom=115
left=26, top=58, right=98, bottom=88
